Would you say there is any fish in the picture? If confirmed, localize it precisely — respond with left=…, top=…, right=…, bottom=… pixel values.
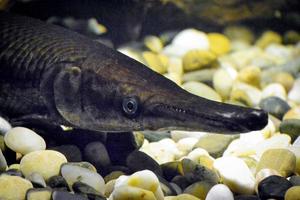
left=0, top=11, right=268, bottom=134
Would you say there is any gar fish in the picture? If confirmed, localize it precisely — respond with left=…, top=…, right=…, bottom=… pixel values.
left=0, top=12, right=268, bottom=134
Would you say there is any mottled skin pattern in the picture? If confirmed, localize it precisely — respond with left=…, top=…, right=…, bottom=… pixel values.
left=0, top=12, right=268, bottom=134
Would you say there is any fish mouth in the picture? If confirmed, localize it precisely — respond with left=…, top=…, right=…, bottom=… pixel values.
left=147, top=97, right=268, bottom=134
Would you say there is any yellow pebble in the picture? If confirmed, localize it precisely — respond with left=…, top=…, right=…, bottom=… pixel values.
left=272, top=72, right=294, bottom=92
left=237, top=66, right=261, bottom=88
left=285, top=186, right=300, bottom=200
left=255, top=31, right=282, bottom=49
left=143, top=51, right=168, bottom=74
left=0, top=175, right=33, bottom=200
left=182, top=50, right=217, bottom=71
left=208, top=33, right=231, bottom=56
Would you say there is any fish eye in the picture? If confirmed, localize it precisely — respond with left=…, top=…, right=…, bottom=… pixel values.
left=122, top=96, right=139, bottom=117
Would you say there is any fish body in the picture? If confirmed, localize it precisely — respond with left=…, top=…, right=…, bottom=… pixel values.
left=0, top=12, right=268, bottom=133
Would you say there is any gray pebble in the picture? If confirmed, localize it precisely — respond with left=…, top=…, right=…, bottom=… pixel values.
left=72, top=181, right=106, bottom=200
left=26, top=172, right=46, bottom=188
left=0, top=117, right=11, bottom=136
left=52, top=191, right=88, bottom=200
left=47, top=175, right=69, bottom=191
left=259, top=96, right=290, bottom=119
left=50, top=145, right=82, bottom=162
left=289, top=175, right=300, bottom=186
left=0, top=149, right=7, bottom=173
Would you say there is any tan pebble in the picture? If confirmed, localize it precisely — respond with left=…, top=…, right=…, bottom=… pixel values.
left=284, top=106, right=300, bottom=120
left=255, top=31, right=282, bottom=49
left=284, top=186, right=300, bottom=200
left=0, top=175, right=33, bottom=200
left=272, top=72, right=294, bottom=92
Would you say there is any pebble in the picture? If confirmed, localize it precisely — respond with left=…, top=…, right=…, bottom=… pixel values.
left=4, top=127, right=46, bottom=155
left=183, top=68, right=217, bottom=83
left=224, top=26, right=254, bottom=43
left=126, top=150, right=163, bottom=175
left=144, top=35, right=163, bottom=53
left=213, top=67, right=237, bottom=99
left=105, top=179, right=116, bottom=197
left=161, top=161, right=181, bottom=181
left=237, top=66, right=261, bottom=88
left=213, top=156, right=255, bottom=194
left=52, top=191, right=88, bottom=200
left=165, top=194, right=200, bottom=200
left=26, top=188, right=52, bottom=200
left=0, top=149, right=7, bottom=172
left=0, top=175, right=33, bottom=200
left=255, top=168, right=281, bottom=193
left=259, top=96, right=291, bottom=119
left=20, top=150, right=67, bottom=180
left=205, top=184, right=234, bottom=200
left=60, top=163, right=105, bottom=194
left=234, top=195, right=260, bottom=200
left=182, top=50, right=217, bottom=71
left=51, top=145, right=82, bottom=162
left=183, top=181, right=214, bottom=199
left=280, top=119, right=300, bottom=141
left=289, top=175, right=300, bottom=186
left=26, top=172, right=47, bottom=188
left=172, top=29, right=210, bottom=52
left=112, top=170, right=164, bottom=200
left=104, top=171, right=125, bottom=183
left=255, top=134, right=291, bottom=157
left=143, top=51, right=168, bottom=74
left=72, top=181, right=105, bottom=199
left=83, top=142, right=111, bottom=173
left=261, top=83, right=287, bottom=100
left=230, top=82, right=262, bottom=107
left=176, top=137, right=198, bottom=154
left=208, top=33, right=231, bottom=56
left=46, top=175, right=69, bottom=191
left=288, top=146, right=300, bottom=175
left=0, top=116, right=11, bottom=135
left=272, top=72, right=295, bottom=92
left=283, top=106, right=300, bottom=120
left=2, top=168, right=23, bottom=177
left=288, top=79, right=300, bottom=104
left=182, top=81, right=222, bottom=102
left=258, top=175, right=292, bottom=200
left=284, top=186, right=300, bottom=200
left=193, top=134, right=237, bottom=158
left=255, top=30, right=282, bottom=49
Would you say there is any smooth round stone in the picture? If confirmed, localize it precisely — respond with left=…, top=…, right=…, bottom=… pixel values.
left=104, top=171, right=125, bottom=183
left=234, top=195, right=260, bottom=200
left=52, top=191, right=88, bottom=200
left=272, top=72, right=295, bottom=92
left=0, top=116, right=11, bottom=136
left=255, top=31, right=282, bottom=49
left=66, top=162, right=97, bottom=172
left=182, top=50, right=217, bottom=71
left=144, top=35, right=163, bottom=53
left=208, top=33, right=231, bottom=56
left=205, top=184, right=234, bottom=200
left=83, top=142, right=111, bottom=173
left=285, top=186, right=300, bottom=200
left=256, top=149, right=296, bottom=177
left=72, top=181, right=105, bottom=199
left=105, top=179, right=116, bottom=197
left=4, top=127, right=46, bottom=155
left=113, top=170, right=164, bottom=200
left=265, top=44, right=293, bottom=64
left=262, top=83, right=287, bottom=100
left=126, top=150, right=163, bottom=175
left=26, top=188, right=52, bottom=200
left=164, top=72, right=182, bottom=86
left=2, top=168, right=23, bottom=177
left=259, top=97, right=291, bottom=119
left=283, top=106, right=300, bottom=120
left=183, top=68, right=216, bottom=83
left=161, top=161, right=181, bottom=181
left=167, top=57, right=183, bottom=75
left=26, top=172, right=46, bottom=188
left=159, top=176, right=177, bottom=196
left=51, top=145, right=82, bottom=162
left=172, top=29, right=210, bottom=51
left=288, top=146, right=300, bottom=175
left=47, top=175, right=69, bottom=191
left=140, top=131, right=171, bottom=142
left=237, top=66, right=261, bottom=88
left=284, top=30, right=300, bottom=44
left=0, top=149, right=7, bottom=172
left=183, top=181, right=214, bottom=199
left=258, top=175, right=292, bottom=200
left=255, top=169, right=281, bottom=193
left=193, top=134, right=237, bottom=158
left=20, top=150, right=67, bottom=180
left=60, top=163, right=105, bottom=194
left=255, top=134, right=291, bottom=158
left=280, top=119, right=300, bottom=141
left=176, top=137, right=198, bottom=154
left=182, top=81, right=221, bottom=102
left=289, top=176, right=300, bottom=186
left=213, top=156, right=255, bottom=194
left=142, top=51, right=168, bottom=74
left=224, top=26, right=254, bottom=43
left=109, top=185, right=156, bottom=200
left=0, top=175, right=33, bottom=200
left=213, top=67, right=236, bottom=99
left=171, top=130, right=208, bottom=142
left=165, top=194, right=200, bottom=200
left=179, top=159, right=219, bottom=185
left=230, top=82, right=262, bottom=107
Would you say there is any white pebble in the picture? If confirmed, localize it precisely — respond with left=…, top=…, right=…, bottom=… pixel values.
left=4, top=127, right=46, bottom=155
left=262, top=83, right=287, bottom=100
left=288, top=79, right=300, bottom=104
left=213, top=156, right=255, bottom=194
left=205, top=184, right=234, bottom=200
left=0, top=117, right=11, bottom=135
